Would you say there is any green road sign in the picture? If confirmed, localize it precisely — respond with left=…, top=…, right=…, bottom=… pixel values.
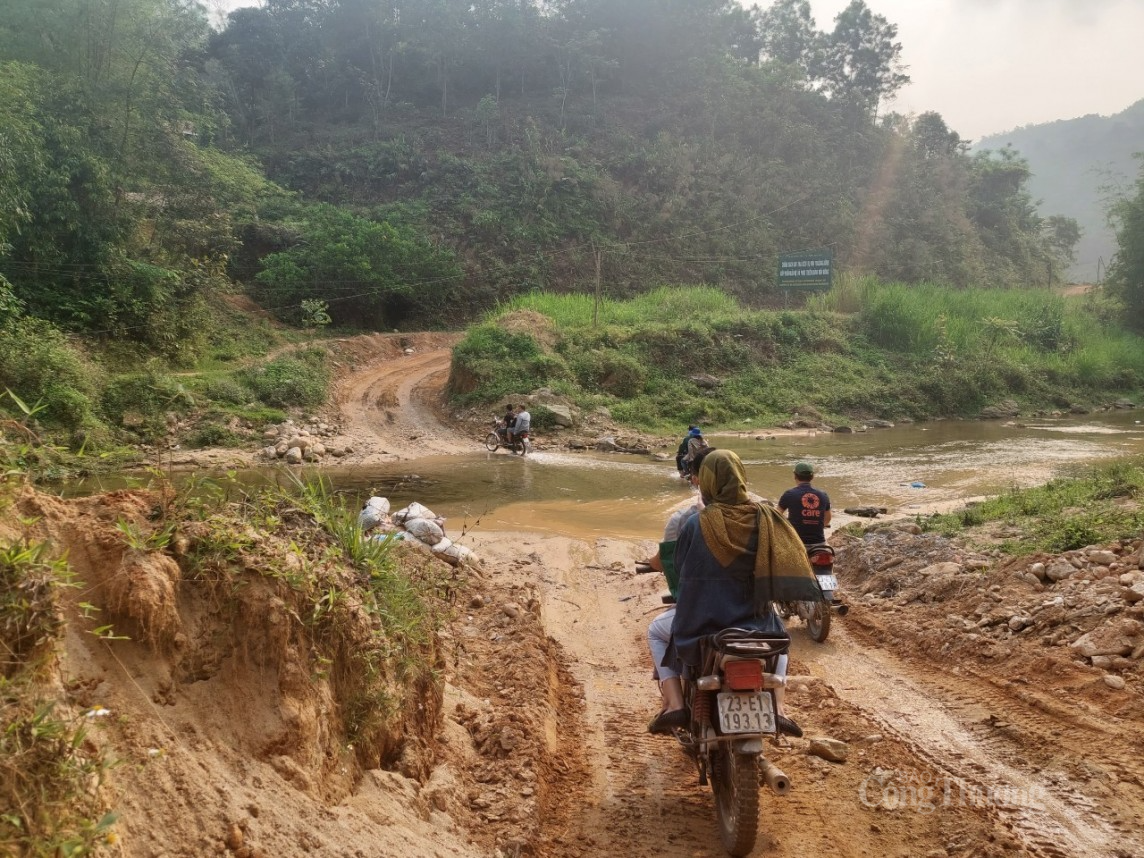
left=778, top=249, right=833, bottom=291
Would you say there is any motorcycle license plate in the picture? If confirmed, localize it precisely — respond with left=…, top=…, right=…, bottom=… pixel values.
left=716, top=692, right=775, bottom=734
left=816, top=574, right=838, bottom=591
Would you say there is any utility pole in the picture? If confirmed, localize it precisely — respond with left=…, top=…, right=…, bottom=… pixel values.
left=593, top=244, right=602, bottom=327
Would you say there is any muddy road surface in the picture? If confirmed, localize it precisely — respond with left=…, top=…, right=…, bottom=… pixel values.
left=335, top=334, right=1143, bottom=858
left=332, top=332, right=471, bottom=463
left=462, top=530, right=1141, bottom=858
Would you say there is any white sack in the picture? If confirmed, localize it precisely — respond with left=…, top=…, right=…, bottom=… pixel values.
left=404, top=517, right=445, bottom=545
left=393, top=502, right=436, bottom=523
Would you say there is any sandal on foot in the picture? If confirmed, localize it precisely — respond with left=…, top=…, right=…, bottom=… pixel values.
left=776, top=714, right=803, bottom=738
left=648, top=707, right=690, bottom=735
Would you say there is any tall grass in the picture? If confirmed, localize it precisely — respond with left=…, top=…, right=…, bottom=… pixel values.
left=496, top=285, right=740, bottom=328
left=1, top=539, right=118, bottom=855
left=454, top=281, right=1144, bottom=430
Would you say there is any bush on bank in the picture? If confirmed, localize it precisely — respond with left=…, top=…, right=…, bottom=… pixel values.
left=448, top=281, right=1144, bottom=432
left=923, top=460, right=1144, bottom=554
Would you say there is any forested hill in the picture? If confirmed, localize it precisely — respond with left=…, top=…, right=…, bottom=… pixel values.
left=977, top=99, right=1144, bottom=283
left=2, top=0, right=1080, bottom=346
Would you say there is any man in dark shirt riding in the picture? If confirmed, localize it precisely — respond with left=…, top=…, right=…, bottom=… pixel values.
left=777, top=461, right=831, bottom=545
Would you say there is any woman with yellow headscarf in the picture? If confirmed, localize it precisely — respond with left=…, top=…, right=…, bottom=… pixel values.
left=647, top=449, right=822, bottom=736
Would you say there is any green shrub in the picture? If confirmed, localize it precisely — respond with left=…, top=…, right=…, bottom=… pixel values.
left=186, top=422, right=244, bottom=448
left=100, top=370, right=194, bottom=428
left=0, top=318, right=98, bottom=430
left=571, top=349, right=647, bottom=397
left=1050, top=519, right=1103, bottom=552
left=240, top=350, right=330, bottom=409
left=201, top=376, right=254, bottom=405
left=529, top=405, right=560, bottom=431
left=450, top=325, right=571, bottom=401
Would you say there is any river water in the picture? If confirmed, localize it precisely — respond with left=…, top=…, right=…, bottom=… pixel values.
left=320, top=412, right=1144, bottom=542
left=76, top=412, right=1144, bottom=544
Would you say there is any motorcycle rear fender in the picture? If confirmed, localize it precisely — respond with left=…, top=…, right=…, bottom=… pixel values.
left=732, top=738, right=763, bottom=754
left=713, top=654, right=785, bottom=688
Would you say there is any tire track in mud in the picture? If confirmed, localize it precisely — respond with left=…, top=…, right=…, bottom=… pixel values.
left=531, top=539, right=702, bottom=857
left=518, top=535, right=1015, bottom=858
left=333, top=335, right=468, bottom=461
left=805, top=621, right=1136, bottom=858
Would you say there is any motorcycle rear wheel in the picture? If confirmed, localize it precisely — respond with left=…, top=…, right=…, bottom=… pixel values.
left=484, top=433, right=500, bottom=452
left=805, top=600, right=831, bottom=642
left=711, top=747, right=760, bottom=857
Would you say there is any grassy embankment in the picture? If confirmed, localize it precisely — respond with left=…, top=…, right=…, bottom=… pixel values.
left=0, top=412, right=454, bottom=853
left=448, top=278, right=1144, bottom=433
left=921, top=460, right=1144, bottom=555
left=0, top=295, right=334, bottom=476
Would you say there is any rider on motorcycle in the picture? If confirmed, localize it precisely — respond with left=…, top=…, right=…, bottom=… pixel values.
left=513, top=405, right=531, bottom=452
left=777, top=462, right=831, bottom=546
left=648, top=449, right=820, bottom=737
left=499, top=405, right=517, bottom=442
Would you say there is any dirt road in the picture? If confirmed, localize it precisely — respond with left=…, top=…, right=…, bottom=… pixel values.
left=331, top=332, right=471, bottom=463
left=463, top=530, right=1142, bottom=858
left=335, top=333, right=1142, bottom=858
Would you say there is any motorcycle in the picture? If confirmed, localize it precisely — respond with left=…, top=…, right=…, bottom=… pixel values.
left=774, top=543, right=848, bottom=642
left=483, top=418, right=530, bottom=455
left=673, top=626, right=793, bottom=856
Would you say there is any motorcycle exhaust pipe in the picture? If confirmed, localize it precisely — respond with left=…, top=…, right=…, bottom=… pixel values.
left=833, top=603, right=850, bottom=616
left=759, top=758, right=791, bottom=796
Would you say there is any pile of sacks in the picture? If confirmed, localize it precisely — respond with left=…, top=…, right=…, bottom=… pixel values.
left=357, top=497, right=479, bottom=568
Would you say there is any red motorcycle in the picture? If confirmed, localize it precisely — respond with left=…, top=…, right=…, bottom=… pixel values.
left=674, top=627, right=792, bottom=855
left=774, top=543, right=847, bottom=642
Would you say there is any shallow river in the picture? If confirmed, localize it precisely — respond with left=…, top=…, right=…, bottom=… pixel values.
left=324, top=412, right=1144, bottom=541
left=77, top=412, right=1144, bottom=543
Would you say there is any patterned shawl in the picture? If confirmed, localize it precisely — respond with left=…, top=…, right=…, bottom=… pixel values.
left=697, top=449, right=823, bottom=607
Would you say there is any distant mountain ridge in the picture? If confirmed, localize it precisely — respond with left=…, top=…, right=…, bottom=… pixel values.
left=976, top=99, right=1144, bottom=282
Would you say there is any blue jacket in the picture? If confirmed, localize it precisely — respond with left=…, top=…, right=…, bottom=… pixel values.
left=666, top=513, right=785, bottom=673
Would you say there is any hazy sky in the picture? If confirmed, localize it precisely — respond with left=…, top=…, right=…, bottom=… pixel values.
left=209, top=0, right=1144, bottom=140
left=806, top=0, right=1144, bottom=140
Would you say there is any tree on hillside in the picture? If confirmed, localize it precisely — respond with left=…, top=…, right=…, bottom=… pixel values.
left=0, top=0, right=213, bottom=173
left=252, top=204, right=463, bottom=329
left=0, top=62, right=44, bottom=248
left=1043, top=215, right=1082, bottom=266
left=755, top=0, right=819, bottom=80
left=1107, top=158, right=1144, bottom=329
left=852, top=113, right=984, bottom=286
left=814, top=0, right=908, bottom=119
left=967, top=146, right=1079, bottom=286
left=0, top=2, right=265, bottom=358
left=912, top=111, right=963, bottom=159
left=554, top=0, right=749, bottom=87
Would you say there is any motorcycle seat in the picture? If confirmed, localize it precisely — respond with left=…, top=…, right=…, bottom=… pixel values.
left=705, top=627, right=790, bottom=658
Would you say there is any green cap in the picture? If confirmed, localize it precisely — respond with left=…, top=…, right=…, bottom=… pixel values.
left=794, top=462, right=814, bottom=477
